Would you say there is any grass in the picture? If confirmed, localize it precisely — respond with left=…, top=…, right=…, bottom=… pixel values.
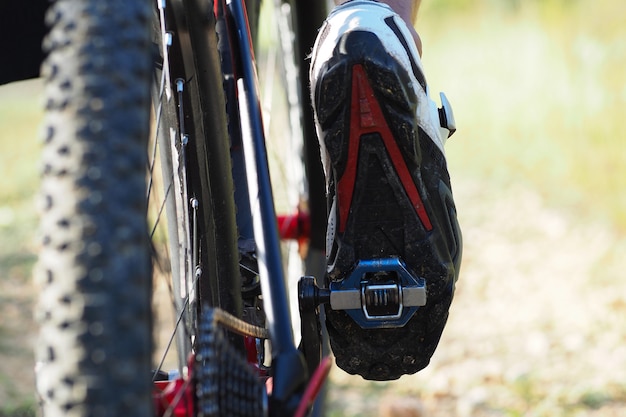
left=0, top=79, right=41, bottom=280
left=0, top=404, right=36, bottom=417
left=0, top=79, right=41, bottom=417
left=419, top=0, right=626, bottom=231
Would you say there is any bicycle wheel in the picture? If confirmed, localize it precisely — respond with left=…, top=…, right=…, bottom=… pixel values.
left=153, top=0, right=334, bottom=414
left=157, top=0, right=331, bottom=414
left=154, top=0, right=270, bottom=414
left=35, top=1, right=154, bottom=415
left=151, top=0, right=242, bottom=374
left=36, top=0, right=242, bottom=415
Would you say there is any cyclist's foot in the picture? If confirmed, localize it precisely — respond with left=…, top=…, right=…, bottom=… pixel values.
left=310, top=0, right=462, bottom=380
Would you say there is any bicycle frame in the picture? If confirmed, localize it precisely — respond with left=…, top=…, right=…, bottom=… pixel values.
left=225, top=0, right=310, bottom=408
left=154, top=0, right=327, bottom=415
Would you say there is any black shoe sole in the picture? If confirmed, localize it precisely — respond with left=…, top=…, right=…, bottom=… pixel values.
left=314, top=30, right=462, bottom=380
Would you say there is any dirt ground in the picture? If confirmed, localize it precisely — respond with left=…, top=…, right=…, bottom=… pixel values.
left=3, top=175, right=624, bottom=417
left=325, top=177, right=626, bottom=417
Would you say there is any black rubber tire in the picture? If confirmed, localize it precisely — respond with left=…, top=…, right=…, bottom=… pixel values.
left=168, top=0, right=242, bottom=318
left=35, top=1, right=154, bottom=416
left=151, top=0, right=243, bottom=370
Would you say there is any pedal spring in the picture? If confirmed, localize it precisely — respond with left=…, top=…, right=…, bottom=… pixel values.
left=365, top=287, right=399, bottom=307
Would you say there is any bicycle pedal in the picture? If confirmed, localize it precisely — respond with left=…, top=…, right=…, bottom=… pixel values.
left=299, top=258, right=426, bottom=330
left=329, top=258, right=426, bottom=329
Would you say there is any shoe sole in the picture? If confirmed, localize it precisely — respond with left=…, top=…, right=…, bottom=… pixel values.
left=314, top=30, right=461, bottom=380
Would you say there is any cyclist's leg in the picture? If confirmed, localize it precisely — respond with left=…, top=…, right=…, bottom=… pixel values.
left=311, top=0, right=462, bottom=380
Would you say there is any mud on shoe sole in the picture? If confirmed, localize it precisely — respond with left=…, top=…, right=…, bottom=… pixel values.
left=314, top=30, right=461, bottom=380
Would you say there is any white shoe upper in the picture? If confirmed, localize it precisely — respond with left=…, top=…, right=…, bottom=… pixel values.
left=310, top=0, right=447, bottom=159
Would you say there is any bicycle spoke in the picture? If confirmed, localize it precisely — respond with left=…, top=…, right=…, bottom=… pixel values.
left=152, top=268, right=199, bottom=381
left=146, top=68, right=167, bottom=204
left=149, top=0, right=197, bottom=377
left=150, top=180, right=173, bottom=239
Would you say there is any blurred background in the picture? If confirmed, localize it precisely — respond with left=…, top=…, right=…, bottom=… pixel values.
left=0, top=0, right=624, bottom=415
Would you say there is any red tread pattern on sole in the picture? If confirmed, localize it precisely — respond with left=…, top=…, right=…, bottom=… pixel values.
left=337, top=64, right=432, bottom=233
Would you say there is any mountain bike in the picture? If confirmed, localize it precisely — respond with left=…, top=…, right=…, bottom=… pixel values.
left=35, top=0, right=331, bottom=416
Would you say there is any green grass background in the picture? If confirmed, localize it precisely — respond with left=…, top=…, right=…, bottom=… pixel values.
left=0, top=0, right=624, bottom=415
left=0, top=79, right=41, bottom=416
left=420, top=0, right=625, bottom=231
